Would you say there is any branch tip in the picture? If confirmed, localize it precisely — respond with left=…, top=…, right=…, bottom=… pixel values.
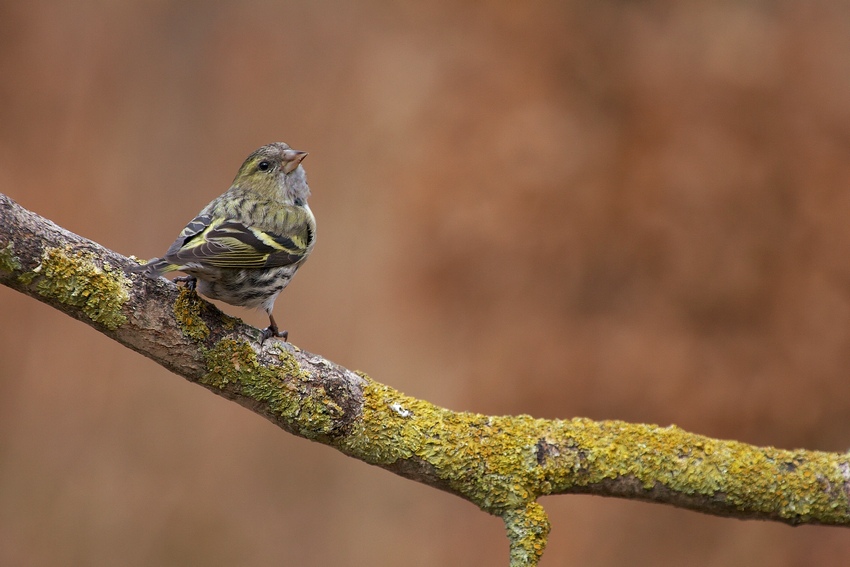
left=503, top=502, right=550, bottom=567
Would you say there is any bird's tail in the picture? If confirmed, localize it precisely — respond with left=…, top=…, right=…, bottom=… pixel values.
left=129, top=257, right=180, bottom=277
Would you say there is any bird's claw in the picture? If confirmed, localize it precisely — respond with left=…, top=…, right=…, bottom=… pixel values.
left=173, top=275, right=198, bottom=291
left=260, top=326, right=288, bottom=345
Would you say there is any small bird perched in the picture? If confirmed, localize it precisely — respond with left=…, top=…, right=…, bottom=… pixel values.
left=136, top=142, right=316, bottom=343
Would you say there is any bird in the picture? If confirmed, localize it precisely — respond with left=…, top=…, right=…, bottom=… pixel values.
left=135, top=142, right=316, bottom=343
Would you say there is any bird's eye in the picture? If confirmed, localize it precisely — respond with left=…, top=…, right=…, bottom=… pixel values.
left=258, top=161, right=271, bottom=172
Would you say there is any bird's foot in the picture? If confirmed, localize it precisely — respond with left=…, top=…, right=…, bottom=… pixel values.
left=173, top=275, right=198, bottom=291
left=260, top=314, right=288, bottom=345
left=260, top=326, right=288, bottom=345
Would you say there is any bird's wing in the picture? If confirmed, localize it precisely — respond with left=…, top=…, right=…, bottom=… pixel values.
left=164, top=212, right=313, bottom=270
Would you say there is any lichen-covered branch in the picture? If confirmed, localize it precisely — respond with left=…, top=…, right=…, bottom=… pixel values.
left=2, top=192, right=849, bottom=566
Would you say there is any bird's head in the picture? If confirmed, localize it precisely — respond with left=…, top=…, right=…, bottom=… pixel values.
left=233, top=142, right=310, bottom=205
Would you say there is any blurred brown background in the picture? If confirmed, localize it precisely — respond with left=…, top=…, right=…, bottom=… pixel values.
left=2, top=0, right=850, bottom=565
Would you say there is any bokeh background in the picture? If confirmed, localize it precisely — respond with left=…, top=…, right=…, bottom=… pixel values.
left=2, top=1, right=850, bottom=565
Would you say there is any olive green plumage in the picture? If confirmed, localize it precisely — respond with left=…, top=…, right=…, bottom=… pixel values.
left=137, top=142, right=316, bottom=343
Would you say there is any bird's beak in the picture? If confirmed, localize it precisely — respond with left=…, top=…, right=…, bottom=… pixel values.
left=282, top=149, right=308, bottom=173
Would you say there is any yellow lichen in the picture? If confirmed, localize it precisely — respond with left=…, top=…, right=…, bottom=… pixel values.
left=334, top=377, right=850, bottom=525
left=528, top=419, right=850, bottom=524
left=30, top=247, right=128, bottom=330
left=172, top=287, right=211, bottom=341
left=201, top=339, right=343, bottom=439
left=336, top=377, right=545, bottom=512
left=503, top=502, right=550, bottom=567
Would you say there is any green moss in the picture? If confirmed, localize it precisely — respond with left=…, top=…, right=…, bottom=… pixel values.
left=173, top=287, right=211, bottom=341
left=29, top=247, right=129, bottom=330
left=503, top=502, right=550, bottom=567
left=0, top=242, right=22, bottom=273
left=201, top=339, right=343, bottom=439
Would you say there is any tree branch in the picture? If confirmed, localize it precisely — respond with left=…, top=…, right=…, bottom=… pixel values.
left=1, top=192, right=849, bottom=566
